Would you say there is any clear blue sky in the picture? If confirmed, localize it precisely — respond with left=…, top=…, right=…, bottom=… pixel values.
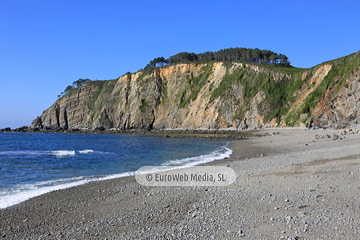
left=0, top=0, right=359, bottom=128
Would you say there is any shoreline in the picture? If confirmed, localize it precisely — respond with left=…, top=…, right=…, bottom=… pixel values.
left=0, top=126, right=265, bottom=139
left=1, top=127, right=360, bottom=239
left=0, top=141, right=233, bottom=210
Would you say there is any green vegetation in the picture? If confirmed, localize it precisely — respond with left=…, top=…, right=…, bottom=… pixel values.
left=145, top=57, right=167, bottom=69
left=264, top=76, right=303, bottom=122
left=209, top=62, right=306, bottom=124
left=178, top=63, right=213, bottom=107
left=161, top=84, right=168, bottom=104
left=86, top=81, right=107, bottom=123
left=144, top=47, right=292, bottom=70
left=136, top=68, right=154, bottom=85
left=167, top=48, right=291, bottom=66
left=210, top=64, right=245, bottom=102
left=332, top=52, right=360, bottom=93
left=295, top=51, right=360, bottom=121
left=140, top=98, right=148, bottom=112
left=58, top=78, right=91, bottom=98
left=86, top=80, right=118, bottom=124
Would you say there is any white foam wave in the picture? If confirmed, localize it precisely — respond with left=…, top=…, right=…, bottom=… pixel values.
left=161, top=145, right=232, bottom=167
left=135, top=145, right=233, bottom=180
left=78, top=149, right=94, bottom=154
left=51, top=150, right=76, bottom=157
left=0, top=172, right=134, bottom=209
left=96, top=171, right=134, bottom=181
left=0, top=179, right=90, bottom=209
left=0, top=149, right=112, bottom=157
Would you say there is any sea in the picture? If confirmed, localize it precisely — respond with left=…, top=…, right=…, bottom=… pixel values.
left=0, top=132, right=232, bottom=209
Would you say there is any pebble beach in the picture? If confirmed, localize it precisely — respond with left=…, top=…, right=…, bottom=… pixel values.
left=1, top=127, right=360, bottom=239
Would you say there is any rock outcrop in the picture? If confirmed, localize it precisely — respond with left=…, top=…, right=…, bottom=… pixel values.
left=31, top=51, right=360, bottom=130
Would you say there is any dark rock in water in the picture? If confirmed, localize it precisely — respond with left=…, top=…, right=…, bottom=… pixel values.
left=15, top=126, right=28, bottom=132
left=3, top=127, right=11, bottom=132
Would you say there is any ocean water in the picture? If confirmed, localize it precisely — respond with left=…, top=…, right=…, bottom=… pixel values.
left=0, top=132, right=232, bottom=208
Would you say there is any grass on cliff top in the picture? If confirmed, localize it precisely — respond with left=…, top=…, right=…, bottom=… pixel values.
left=243, top=62, right=306, bottom=74
left=327, top=51, right=360, bottom=92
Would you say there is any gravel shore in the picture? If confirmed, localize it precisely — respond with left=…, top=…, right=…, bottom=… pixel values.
left=1, top=127, right=360, bottom=239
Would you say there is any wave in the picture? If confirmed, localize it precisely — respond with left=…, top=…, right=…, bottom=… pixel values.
left=0, top=172, right=134, bottom=209
left=161, top=145, right=232, bottom=167
left=0, top=149, right=104, bottom=157
left=0, top=144, right=232, bottom=209
left=49, top=149, right=97, bottom=156
left=51, top=150, right=76, bottom=157
left=78, top=149, right=94, bottom=154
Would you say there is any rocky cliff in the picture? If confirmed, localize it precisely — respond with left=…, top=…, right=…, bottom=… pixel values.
left=31, top=51, right=360, bottom=130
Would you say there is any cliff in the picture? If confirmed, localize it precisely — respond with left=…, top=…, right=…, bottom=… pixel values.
left=31, top=51, right=360, bottom=130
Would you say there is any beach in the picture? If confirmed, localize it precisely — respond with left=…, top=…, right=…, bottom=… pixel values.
left=1, top=128, right=360, bottom=239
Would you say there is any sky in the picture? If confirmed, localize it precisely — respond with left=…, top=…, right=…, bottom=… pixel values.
left=0, top=0, right=359, bottom=128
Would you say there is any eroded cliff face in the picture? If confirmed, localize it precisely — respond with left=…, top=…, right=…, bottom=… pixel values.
left=311, top=69, right=360, bottom=128
left=31, top=52, right=360, bottom=130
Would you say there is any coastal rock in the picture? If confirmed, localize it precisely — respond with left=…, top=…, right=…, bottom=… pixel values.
left=31, top=116, right=43, bottom=129
left=14, top=126, right=28, bottom=132
left=30, top=52, right=360, bottom=131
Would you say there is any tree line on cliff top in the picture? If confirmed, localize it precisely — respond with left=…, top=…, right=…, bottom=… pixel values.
left=144, top=47, right=291, bottom=69
left=58, top=47, right=291, bottom=98
left=58, top=78, right=90, bottom=98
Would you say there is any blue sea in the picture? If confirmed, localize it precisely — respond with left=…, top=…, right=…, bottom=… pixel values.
left=0, top=132, right=232, bottom=208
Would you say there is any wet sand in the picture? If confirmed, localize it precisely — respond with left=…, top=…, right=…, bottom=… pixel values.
left=1, top=127, right=360, bottom=239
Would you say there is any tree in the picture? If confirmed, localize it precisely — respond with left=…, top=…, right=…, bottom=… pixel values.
left=73, top=78, right=90, bottom=88
left=144, top=47, right=292, bottom=69
left=58, top=78, right=91, bottom=98
left=145, top=57, right=168, bottom=69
